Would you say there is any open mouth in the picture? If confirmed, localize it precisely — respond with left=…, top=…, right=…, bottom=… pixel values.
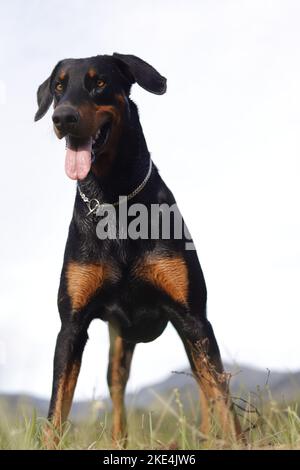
left=92, top=121, right=111, bottom=154
left=64, top=122, right=111, bottom=180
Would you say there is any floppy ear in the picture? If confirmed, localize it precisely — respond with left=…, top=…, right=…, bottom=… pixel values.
left=113, top=53, right=167, bottom=95
left=34, top=76, right=53, bottom=121
left=34, top=61, right=63, bottom=121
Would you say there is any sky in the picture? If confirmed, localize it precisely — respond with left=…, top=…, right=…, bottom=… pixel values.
left=0, top=0, right=300, bottom=401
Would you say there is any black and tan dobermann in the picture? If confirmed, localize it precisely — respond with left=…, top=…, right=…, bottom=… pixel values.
left=35, top=53, right=242, bottom=447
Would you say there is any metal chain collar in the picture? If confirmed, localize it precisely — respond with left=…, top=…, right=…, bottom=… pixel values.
left=77, top=157, right=153, bottom=217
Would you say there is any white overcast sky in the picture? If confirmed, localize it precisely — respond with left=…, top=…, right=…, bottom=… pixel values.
left=0, top=0, right=300, bottom=401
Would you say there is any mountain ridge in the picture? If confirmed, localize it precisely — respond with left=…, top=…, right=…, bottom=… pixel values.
left=1, top=363, right=299, bottom=420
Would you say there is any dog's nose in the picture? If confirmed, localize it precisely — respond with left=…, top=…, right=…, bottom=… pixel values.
left=52, top=106, right=80, bottom=132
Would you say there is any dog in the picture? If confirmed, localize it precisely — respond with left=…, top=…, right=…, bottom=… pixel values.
left=35, top=53, right=242, bottom=447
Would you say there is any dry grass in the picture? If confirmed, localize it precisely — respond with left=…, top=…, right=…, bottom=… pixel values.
left=0, top=388, right=300, bottom=450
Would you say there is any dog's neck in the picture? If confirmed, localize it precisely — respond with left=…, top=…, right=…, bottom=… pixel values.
left=76, top=101, right=150, bottom=207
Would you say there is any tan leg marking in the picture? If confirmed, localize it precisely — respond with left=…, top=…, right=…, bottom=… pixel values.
left=66, top=262, right=106, bottom=310
left=199, top=387, right=210, bottom=436
left=52, top=361, right=80, bottom=428
left=110, top=335, right=125, bottom=441
left=108, top=325, right=135, bottom=447
left=43, top=361, right=80, bottom=449
left=134, top=255, right=189, bottom=305
left=192, top=348, right=243, bottom=440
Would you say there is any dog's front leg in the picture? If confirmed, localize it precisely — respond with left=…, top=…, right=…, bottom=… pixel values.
left=168, top=309, right=244, bottom=443
left=43, top=317, right=89, bottom=449
left=43, top=259, right=98, bottom=449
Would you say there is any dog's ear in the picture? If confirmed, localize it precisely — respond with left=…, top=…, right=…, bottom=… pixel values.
left=34, top=77, right=53, bottom=121
left=34, top=61, right=62, bottom=121
left=113, top=53, right=167, bottom=95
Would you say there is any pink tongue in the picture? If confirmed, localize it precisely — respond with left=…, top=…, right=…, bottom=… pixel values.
left=65, top=138, right=92, bottom=180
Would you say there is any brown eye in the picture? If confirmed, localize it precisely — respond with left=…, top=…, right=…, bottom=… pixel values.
left=55, top=83, right=63, bottom=92
left=97, top=79, right=106, bottom=88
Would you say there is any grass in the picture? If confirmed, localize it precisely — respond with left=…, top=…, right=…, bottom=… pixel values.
left=0, top=388, right=300, bottom=450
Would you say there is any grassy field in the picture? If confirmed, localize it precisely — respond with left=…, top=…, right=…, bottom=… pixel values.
left=0, top=388, right=300, bottom=450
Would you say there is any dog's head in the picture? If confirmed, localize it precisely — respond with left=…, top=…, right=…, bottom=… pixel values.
left=34, top=53, right=166, bottom=180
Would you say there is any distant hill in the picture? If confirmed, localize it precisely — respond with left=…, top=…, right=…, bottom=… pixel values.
left=124, top=362, right=300, bottom=410
left=1, top=363, right=299, bottom=420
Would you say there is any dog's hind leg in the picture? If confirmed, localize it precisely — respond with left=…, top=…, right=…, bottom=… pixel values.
left=107, top=323, right=135, bottom=448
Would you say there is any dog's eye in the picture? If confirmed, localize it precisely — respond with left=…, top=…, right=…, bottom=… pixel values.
left=97, top=79, right=106, bottom=89
left=55, top=83, right=64, bottom=92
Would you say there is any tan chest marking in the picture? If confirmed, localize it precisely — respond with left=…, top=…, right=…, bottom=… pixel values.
left=134, top=255, right=189, bottom=306
left=66, top=262, right=109, bottom=310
